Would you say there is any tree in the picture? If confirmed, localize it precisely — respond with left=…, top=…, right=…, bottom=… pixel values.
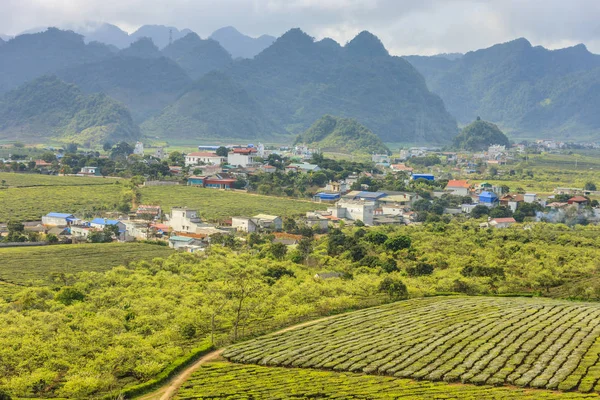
left=379, top=277, right=408, bottom=300
left=110, top=142, right=133, bottom=159
left=364, top=231, right=388, bottom=245
left=102, top=142, right=113, bottom=152
left=412, top=199, right=431, bottom=212
left=384, top=235, right=411, bottom=251
left=471, top=204, right=490, bottom=219
left=40, top=152, right=56, bottom=163
left=489, top=206, right=513, bottom=218
left=269, top=242, right=288, bottom=260
left=216, top=146, right=229, bottom=157
left=55, top=287, right=85, bottom=305
left=65, top=143, right=78, bottom=153
left=584, top=182, right=597, bottom=191
left=168, top=151, right=186, bottom=166
left=46, top=234, right=59, bottom=244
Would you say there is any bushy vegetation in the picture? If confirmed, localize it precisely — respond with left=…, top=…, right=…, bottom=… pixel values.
left=225, top=296, right=600, bottom=393
left=0, top=243, right=174, bottom=299
left=295, top=115, right=390, bottom=154
left=177, top=362, right=600, bottom=399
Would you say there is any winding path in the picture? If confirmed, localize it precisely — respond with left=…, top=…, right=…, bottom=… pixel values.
left=138, top=314, right=340, bottom=400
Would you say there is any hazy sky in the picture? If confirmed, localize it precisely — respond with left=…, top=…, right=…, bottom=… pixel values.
left=3, top=0, right=600, bottom=55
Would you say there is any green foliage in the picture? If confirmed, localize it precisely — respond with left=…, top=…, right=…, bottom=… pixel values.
left=378, top=277, right=409, bottom=300
left=224, top=296, right=600, bottom=393
left=0, top=76, right=140, bottom=144
left=471, top=204, right=491, bottom=219
left=384, top=235, right=411, bottom=251
left=294, top=115, right=390, bottom=154
left=584, top=182, right=597, bottom=191
left=452, top=119, right=510, bottom=151
left=176, top=361, right=599, bottom=400
left=54, top=286, right=85, bottom=305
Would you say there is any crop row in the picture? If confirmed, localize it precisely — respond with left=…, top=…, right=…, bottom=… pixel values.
left=175, top=361, right=600, bottom=399
left=223, top=297, right=600, bottom=393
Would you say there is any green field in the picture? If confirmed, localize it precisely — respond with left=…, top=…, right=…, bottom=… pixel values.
left=0, top=243, right=173, bottom=297
left=140, top=186, right=326, bottom=222
left=176, top=361, right=600, bottom=399
left=224, top=296, right=600, bottom=393
left=0, top=172, right=120, bottom=187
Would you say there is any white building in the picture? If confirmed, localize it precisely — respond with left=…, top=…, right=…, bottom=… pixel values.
left=185, top=152, right=226, bottom=167
left=372, top=154, right=390, bottom=164
left=227, top=148, right=258, bottom=167
left=328, top=200, right=375, bottom=226
left=134, top=141, right=144, bottom=156
left=168, top=208, right=203, bottom=234
left=232, top=214, right=283, bottom=232
left=42, top=213, right=75, bottom=226
left=524, top=193, right=537, bottom=203
left=122, top=221, right=149, bottom=241
left=445, top=180, right=471, bottom=196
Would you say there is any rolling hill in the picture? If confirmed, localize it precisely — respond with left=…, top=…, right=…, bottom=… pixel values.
left=0, top=75, right=140, bottom=144
left=295, top=115, right=390, bottom=154
left=142, top=71, right=284, bottom=140
left=405, top=38, right=600, bottom=140
left=224, top=296, right=600, bottom=393
left=210, top=26, right=276, bottom=59
left=453, top=118, right=511, bottom=150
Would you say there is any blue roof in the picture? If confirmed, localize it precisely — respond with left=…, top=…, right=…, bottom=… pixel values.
left=479, top=191, right=498, bottom=201
left=91, top=218, right=121, bottom=225
left=169, top=236, right=194, bottom=242
left=412, top=173, right=435, bottom=180
left=357, top=191, right=387, bottom=200
left=315, top=193, right=341, bottom=200
left=46, top=212, right=74, bottom=218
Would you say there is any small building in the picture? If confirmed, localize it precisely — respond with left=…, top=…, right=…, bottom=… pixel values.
left=232, top=217, right=258, bottom=233
left=328, top=200, right=375, bottom=226
left=524, top=193, right=537, bottom=204
left=168, top=235, right=205, bottom=251
left=168, top=208, right=202, bottom=234
left=185, top=152, right=226, bottom=167
left=70, top=225, right=97, bottom=239
left=445, top=180, right=471, bottom=196
left=136, top=205, right=161, bottom=219
left=390, top=164, right=413, bottom=173
left=232, top=214, right=283, bottom=232
left=286, top=163, right=321, bottom=173
left=500, top=194, right=524, bottom=212
left=479, top=191, right=499, bottom=206
left=77, top=166, right=101, bottom=176
left=42, top=212, right=75, bottom=227
left=227, top=148, right=258, bottom=168
left=133, top=141, right=144, bottom=156
left=90, top=218, right=126, bottom=240
left=372, top=154, right=390, bottom=164
left=122, top=221, right=149, bottom=241
left=489, top=217, right=517, bottom=228
left=203, top=175, right=236, bottom=189
left=568, top=196, right=589, bottom=208
left=412, top=173, right=434, bottom=181
left=314, top=192, right=341, bottom=203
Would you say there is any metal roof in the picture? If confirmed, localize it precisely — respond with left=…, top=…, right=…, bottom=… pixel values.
left=46, top=212, right=74, bottom=218
left=357, top=191, right=387, bottom=199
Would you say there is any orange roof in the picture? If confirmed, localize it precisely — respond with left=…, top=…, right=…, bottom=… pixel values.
left=446, top=180, right=470, bottom=189
left=569, top=196, right=588, bottom=203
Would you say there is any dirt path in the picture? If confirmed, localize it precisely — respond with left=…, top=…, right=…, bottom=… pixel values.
left=138, top=314, right=339, bottom=400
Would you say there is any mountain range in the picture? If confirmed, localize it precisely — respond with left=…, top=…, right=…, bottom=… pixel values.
left=404, top=38, right=600, bottom=140
left=1, top=25, right=599, bottom=145
left=209, top=26, right=276, bottom=59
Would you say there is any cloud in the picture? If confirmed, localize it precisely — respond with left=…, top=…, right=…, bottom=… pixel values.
left=1, top=0, right=599, bottom=54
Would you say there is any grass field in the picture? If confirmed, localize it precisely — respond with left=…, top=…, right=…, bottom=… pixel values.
left=0, top=184, right=124, bottom=222
left=176, top=361, right=600, bottom=399
left=140, top=186, right=327, bottom=222
left=224, top=296, right=600, bottom=393
left=0, top=243, right=173, bottom=297
left=0, top=172, right=120, bottom=187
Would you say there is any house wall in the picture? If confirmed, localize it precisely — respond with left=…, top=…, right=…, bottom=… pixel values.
left=232, top=217, right=256, bottom=232
left=169, top=209, right=200, bottom=233
left=42, top=216, right=67, bottom=226
left=227, top=153, right=254, bottom=167
left=185, top=156, right=224, bottom=167
left=448, top=187, right=469, bottom=196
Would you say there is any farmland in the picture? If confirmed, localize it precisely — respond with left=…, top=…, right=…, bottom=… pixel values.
left=0, top=243, right=173, bottom=298
left=139, top=185, right=327, bottom=222
left=175, top=361, right=600, bottom=399
left=0, top=172, right=119, bottom=187
left=224, top=296, right=600, bottom=393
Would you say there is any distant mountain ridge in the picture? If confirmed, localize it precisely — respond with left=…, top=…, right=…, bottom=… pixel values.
left=404, top=38, right=600, bottom=140
left=210, top=26, right=276, bottom=59
left=0, top=76, right=140, bottom=144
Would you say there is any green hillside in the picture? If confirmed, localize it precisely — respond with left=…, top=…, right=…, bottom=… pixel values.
left=57, top=55, right=192, bottom=123
left=225, top=29, right=458, bottom=143
left=162, top=33, right=232, bottom=79
left=0, top=75, right=140, bottom=144
left=405, top=39, right=600, bottom=140
left=453, top=118, right=511, bottom=150
left=225, top=296, right=600, bottom=393
left=118, top=37, right=161, bottom=58
left=141, top=71, right=285, bottom=140
left=295, top=115, right=390, bottom=154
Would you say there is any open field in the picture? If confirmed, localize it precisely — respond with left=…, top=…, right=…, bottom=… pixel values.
left=0, top=243, right=173, bottom=296
left=0, top=172, right=120, bottom=187
left=175, top=361, right=600, bottom=400
left=140, top=186, right=327, bottom=222
left=224, top=296, right=600, bottom=393
left=0, top=184, right=124, bottom=222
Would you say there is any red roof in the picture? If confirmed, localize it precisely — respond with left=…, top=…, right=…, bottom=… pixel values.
left=446, top=180, right=470, bottom=189
left=568, top=196, right=588, bottom=203
left=232, top=148, right=257, bottom=154
left=490, top=218, right=516, bottom=224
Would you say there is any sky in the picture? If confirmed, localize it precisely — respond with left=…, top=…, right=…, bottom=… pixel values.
left=2, top=0, right=600, bottom=55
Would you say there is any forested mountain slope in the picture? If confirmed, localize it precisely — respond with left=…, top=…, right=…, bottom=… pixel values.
left=405, top=39, right=600, bottom=140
